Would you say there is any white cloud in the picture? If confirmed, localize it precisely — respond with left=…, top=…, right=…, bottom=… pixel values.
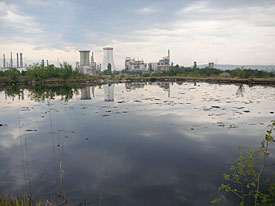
left=111, top=2, right=275, bottom=67
left=138, top=7, right=157, bottom=14
left=0, top=1, right=275, bottom=69
left=178, top=1, right=209, bottom=14
left=0, top=2, right=43, bottom=34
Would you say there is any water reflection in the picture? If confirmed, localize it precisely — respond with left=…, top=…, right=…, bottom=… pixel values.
left=104, top=84, right=114, bottom=102
left=0, top=83, right=275, bottom=205
left=149, top=82, right=170, bottom=97
left=125, top=83, right=146, bottom=91
left=81, top=87, right=91, bottom=100
left=236, top=85, right=245, bottom=97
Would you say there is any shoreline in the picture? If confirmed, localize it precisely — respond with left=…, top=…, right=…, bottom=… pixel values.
left=1, top=76, right=275, bottom=87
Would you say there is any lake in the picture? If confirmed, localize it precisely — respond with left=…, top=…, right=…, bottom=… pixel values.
left=0, top=82, right=274, bottom=205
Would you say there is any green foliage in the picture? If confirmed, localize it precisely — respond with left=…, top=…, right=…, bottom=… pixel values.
left=219, top=72, right=231, bottom=78
left=211, top=198, right=222, bottom=206
left=147, top=66, right=274, bottom=78
left=102, top=70, right=112, bottom=75
left=212, top=120, right=275, bottom=205
left=142, top=73, right=150, bottom=77
left=28, top=85, right=79, bottom=102
left=2, top=69, right=21, bottom=83
left=26, top=62, right=81, bottom=81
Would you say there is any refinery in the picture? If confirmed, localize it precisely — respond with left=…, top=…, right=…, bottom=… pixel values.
left=0, top=47, right=216, bottom=76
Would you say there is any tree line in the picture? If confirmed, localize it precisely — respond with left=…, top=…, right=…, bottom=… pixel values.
left=0, top=63, right=86, bottom=82
left=144, top=65, right=275, bottom=78
left=1, top=63, right=274, bottom=83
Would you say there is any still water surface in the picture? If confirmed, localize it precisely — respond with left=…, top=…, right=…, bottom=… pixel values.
left=0, top=82, right=274, bottom=205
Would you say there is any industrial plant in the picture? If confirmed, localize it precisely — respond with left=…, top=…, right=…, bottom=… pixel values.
left=125, top=58, right=147, bottom=72
left=124, top=50, right=172, bottom=73
left=1, top=52, right=26, bottom=72
left=149, top=50, right=171, bottom=72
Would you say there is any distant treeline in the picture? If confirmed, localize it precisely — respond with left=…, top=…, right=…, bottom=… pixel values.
left=143, top=65, right=275, bottom=78
left=0, top=63, right=85, bottom=82
left=1, top=63, right=275, bottom=83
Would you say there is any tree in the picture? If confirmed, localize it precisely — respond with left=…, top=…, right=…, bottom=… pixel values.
left=212, top=120, right=275, bottom=206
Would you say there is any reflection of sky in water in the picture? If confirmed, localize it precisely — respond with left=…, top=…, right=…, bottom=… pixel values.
left=0, top=82, right=275, bottom=205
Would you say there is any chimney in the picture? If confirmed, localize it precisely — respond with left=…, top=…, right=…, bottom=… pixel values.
left=10, top=52, right=13, bottom=68
left=17, top=53, right=19, bottom=68
left=20, top=53, right=23, bottom=67
left=168, top=49, right=170, bottom=65
left=3, top=54, right=5, bottom=68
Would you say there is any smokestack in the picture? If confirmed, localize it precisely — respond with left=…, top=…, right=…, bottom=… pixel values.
left=91, top=52, right=94, bottom=63
left=20, top=53, right=23, bottom=67
left=3, top=54, right=5, bottom=68
left=10, top=52, right=13, bottom=68
left=46, top=60, right=49, bottom=67
left=17, top=53, right=19, bottom=68
left=168, top=49, right=170, bottom=65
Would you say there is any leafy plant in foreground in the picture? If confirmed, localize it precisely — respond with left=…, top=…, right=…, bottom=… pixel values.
left=211, top=120, right=275, bottom=206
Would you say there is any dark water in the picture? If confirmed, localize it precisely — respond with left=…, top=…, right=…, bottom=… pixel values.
left=0, top=82, right=274, bottom=205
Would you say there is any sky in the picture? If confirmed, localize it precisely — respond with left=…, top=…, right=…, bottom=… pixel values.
left=0, top=0, right=275, bottom=69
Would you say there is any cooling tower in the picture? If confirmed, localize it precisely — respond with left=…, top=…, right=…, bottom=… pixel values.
left=102, top=47, right=115, bottom=71
left=79, top=50, right=90, bottom=66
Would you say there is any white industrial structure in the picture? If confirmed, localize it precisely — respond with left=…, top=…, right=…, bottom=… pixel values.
left=125, top=57, right=147, bottom=72
left=104, top=84, right=114, bottom=102
left=149, top=50, right=171, bottom=72
left=102, top=47, right=115, bottom=71
left=1, top=52, right=26, bottom=72
left=78, top=50, right=96, bottom=75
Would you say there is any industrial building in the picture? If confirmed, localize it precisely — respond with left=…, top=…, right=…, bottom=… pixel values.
left=91, top=52, right=101, bottom=73
left=102, top=47, right=116, bottom=71
left=125, top=57, right=147, bottom=72
left=149, top=50, right=171, bottom=72
left=208, top=62, right=214, bottom=68
left=78, top=50, right=96, bottom=75
left=1, top=52, right=26, bottom=72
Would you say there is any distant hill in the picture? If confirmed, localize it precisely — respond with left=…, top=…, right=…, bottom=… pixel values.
left=198, top=64, right=275, bottom=72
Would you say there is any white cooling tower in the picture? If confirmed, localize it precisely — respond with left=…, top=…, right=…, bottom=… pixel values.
left=102, top=47, right=116, bottom=71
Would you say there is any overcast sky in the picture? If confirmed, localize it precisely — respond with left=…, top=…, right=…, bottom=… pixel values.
left=0, top=0, right=275, bottom=69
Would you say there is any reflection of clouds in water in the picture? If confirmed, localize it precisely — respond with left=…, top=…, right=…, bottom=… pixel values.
left=0, top=83, right=275, bottom=205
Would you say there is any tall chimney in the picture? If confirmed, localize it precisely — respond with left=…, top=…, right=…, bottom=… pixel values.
left=10, top=52, right=13, bottom=68
left=20, top=53, right=23, bottom=67
left=3, top=54, right=5, bottom=68
left=168, top=49, right=170, bottom=65
left=17, top=53, right=19, bottom=68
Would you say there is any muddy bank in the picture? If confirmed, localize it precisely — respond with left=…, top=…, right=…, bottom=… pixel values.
left=1, top=76, right=275, bottom=87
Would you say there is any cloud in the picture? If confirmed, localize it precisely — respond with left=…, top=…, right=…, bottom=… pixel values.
left=0, top=2, right=43, bottom=34
left=138, top=7, right=157, bottom=14
left=0, top=0, right=275, bottom=68
left=178, top=1, right=209, bottom=14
